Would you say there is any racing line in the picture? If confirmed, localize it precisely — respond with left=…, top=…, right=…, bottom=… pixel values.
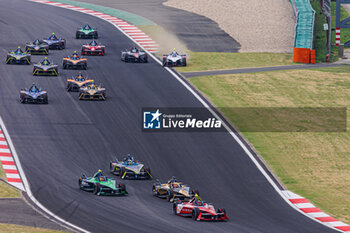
left=0, top=0, right=341, bottom=232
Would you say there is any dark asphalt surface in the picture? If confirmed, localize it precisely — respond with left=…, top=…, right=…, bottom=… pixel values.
left=0, top=1, right=337, bottom=233
left=73, top=0, right=241, bottom=52
left=0, top=197, right=67, bottom=231
left=183, top=63, right=344, bottom=78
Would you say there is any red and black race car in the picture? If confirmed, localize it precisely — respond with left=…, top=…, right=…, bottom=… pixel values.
left=173, top=196, right=229, bottom=221
left=81, top=40, right=105, bottom=56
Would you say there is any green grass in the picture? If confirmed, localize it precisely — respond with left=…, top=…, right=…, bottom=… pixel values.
left=0, top=163, right=20, bottom=198
left=174, top=52, right=293, bottom=72
left=190, top=67, right=350, bottom=223
left=0, top=223, right=67, bottom=233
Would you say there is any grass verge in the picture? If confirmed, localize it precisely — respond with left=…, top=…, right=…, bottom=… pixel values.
left=0, top=223, right=66, bottom=233
left=0, top=164, right=20, bottom=198
left=190, top=66, right=350, bottom=223
left=174, top=52, right=293, bottom=72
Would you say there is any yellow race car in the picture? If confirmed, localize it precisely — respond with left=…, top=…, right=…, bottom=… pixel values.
left=79, top=83, right=106, bottom=101
left=152, top=176, right=199, bottom=202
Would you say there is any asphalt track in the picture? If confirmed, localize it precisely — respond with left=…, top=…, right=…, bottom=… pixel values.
left=72, top=0, right=241, bottom=52
left=0, top=1, right=337, bottom=232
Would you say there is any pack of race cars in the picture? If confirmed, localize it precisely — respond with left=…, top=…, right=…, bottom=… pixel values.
left=5, top=24, right=222, bottom=222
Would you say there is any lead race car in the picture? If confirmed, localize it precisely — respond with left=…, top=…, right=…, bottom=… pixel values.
left=76, top=24, right=98, bottom=39
left=63, top=51, right=87, bottom=69
left=152, top=177, right=198, bottom=202
left=42, top=33, right=66, bottom=50
left=79, top=83, right=106, bottom=100
left=162, top=49, right=186, bottom=67
left=121, top=47, right=148, bottom=63
left=79, top=170, right=127, bottom=196
left=6, top=46, right=31, bottom=65
left=81, top=40, right=105, bottom=56
left=33, top=57, right=58, bottom=76
left=66, top=72, right=94, bottom=92
left=25, top=39, right=49, bottom=55
left=20, top=83, right=48, bottom=104
left=110, top=155, right=152, bottom=179
left=173, top=195, right=229, bottom=221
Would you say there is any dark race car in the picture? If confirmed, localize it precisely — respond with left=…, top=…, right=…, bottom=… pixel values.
left=66, top=72, right=94, bottom=92
left=33, top=57, right=58, bottom=76
left=173, top=195, right=229, bottom=221
left=79, top=83, right=106, bottom=101
left=63, top=51, right=87, bottom=70
left=153, top=177, right=199, bottom=202
left=25, top=39, right=49, bottom=55
left=42, top=33, right=66, bottom=50
left=6, top=47, right=31, bottom=65
left=121, top=47, right=148, bottom=63
left=110, top=154, right=152, bottom=179
left=163, top=49, right=186, bottom=67
left=79, top=170, right=127, bottom=196
left=76, top=24, right=98, bottom=39
left=81, top=40, right=105, bottom=56
left=20, top=83, right=48, bottom=104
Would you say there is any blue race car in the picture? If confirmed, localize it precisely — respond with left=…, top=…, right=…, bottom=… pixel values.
left=42, top=33, right=66, bottom=50
left=110, top=155, right=152, bottom=179
left=20, top=83, right=48, bottom=104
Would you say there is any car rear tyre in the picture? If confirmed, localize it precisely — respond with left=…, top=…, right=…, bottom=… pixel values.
left=167, top=190, right=174, bottom=202
left=152, top=185, right=158, bottom=196
left=93, top=183, right=100, bottom=195
left=173, top=203, right=178, bottom=215
left=192, top=208, right=200, bottom=221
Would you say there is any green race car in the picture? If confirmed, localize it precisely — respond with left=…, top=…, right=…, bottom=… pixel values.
left=79, top=170, right=127, bottom=196
left=76, top=24, right=98, bottom=39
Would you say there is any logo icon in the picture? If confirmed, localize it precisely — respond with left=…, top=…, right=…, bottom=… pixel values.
left=143, top=109, right=162, bottom=129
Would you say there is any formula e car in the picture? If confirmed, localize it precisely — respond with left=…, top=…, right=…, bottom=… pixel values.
left=121, top=47, right=148, bottom=63
left=42, top=33, right=66, bottom=50
left=66, top=73, right=94, bottom=92
left=79, top=83, right=106, bottom=100
left=110, top=155, right=152, bottom=179
left=20, top=83, right=48, bottom=104
left=33, top=57, right=58, bottom=76
left=76, top=24, right=98, bottom=39
left=79, top=171, right=127, bottom=196
left=81, top=40, right=105, bottom=55
left=152, top=177, right=198, bottom=202
left=63, top=51, right=87, bottom=69
left=25, top=39, right=49, bottom=55
left=162, top=50, right=186, bottom=66
left=6, top=47, right=31, bottom=65
left=173, top=196, right=229, bottom=221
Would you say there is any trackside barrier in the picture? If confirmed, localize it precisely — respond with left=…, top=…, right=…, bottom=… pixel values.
left=289, top=0, right=316, bottom=63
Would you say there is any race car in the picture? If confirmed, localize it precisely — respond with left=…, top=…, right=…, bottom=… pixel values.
left=6, top=46, right=31, bottom=65
left=20, top=83, right=48, bottom=104
left=42, top=33, right=66, bottom=50
left=152, top=177, right=199, bottom=202
left=66, top=72, right=94, bottom=92
left=25, top=39, right=49, bottom=55
left=81, top=40, right=105, bottom=55
left=162, top=49, right=186, bottom=67
left=63, top=51, right=87, bottom=69
left=110, top=155, right=152, bottom=179
left=79, top=83, right=106, bottom=100
left=33, top=57, right=58, bottom=76
left=173, top=195, right=229, bottom=221
left=79, top=170, right=127, bottom=196
left=121, top=47, right=148, bottom=63
left=76, top=24, right=98, bottom=39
